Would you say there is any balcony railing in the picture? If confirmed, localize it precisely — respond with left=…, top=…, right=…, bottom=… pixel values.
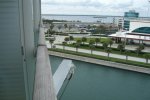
left=33, top=27, right=57, bottom=100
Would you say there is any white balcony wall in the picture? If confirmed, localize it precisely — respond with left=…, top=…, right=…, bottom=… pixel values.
left=0, top=0, right=41, bottom=100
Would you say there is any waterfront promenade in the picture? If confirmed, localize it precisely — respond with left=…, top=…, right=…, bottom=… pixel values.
left=49, top=51, right=150, bottom=74
left=46, top=41, right=150, bottom=63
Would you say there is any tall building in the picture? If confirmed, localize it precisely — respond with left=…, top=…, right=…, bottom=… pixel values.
left=115, top=17, right=124, bottom=30
left=0, top=0, right=55, bottom=100
left=124, top=10, right=139, bottom=18
left=123, top=10, right=139, bottom=30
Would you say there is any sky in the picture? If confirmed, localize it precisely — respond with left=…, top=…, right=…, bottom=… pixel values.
left=42, top=0, right=150, bottom=16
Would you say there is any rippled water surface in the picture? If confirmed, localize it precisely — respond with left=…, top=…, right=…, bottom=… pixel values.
left=50, top=56, right=150, bottom=100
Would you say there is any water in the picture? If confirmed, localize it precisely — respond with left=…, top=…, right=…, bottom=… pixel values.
left=50, top=56, right=150, bottom=100
left=42, top=14, right=123, bottom=23
left=49, top=55, right=63, bottom=75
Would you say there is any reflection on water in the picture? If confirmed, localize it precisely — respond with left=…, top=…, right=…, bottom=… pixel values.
left=49, top=55, right=63, bottom=75
left=50, top=56, right=150, bottom=100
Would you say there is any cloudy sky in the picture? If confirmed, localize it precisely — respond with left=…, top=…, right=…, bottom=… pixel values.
left=42, top=0, right=150, bottom=16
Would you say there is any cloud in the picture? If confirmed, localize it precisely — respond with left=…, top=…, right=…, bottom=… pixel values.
left=42, top=0, right=103, bottom=7
left=41, top=0, right=150, bottom=16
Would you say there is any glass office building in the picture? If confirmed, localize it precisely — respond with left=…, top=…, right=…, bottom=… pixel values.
left=123, top=10, right=139, bottom=30
left=124, top=10, right=139, bottom=18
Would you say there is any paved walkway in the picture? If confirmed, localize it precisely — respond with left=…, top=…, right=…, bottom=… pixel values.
left=53, top=35, right=150, bottom=53
left=46, top=41, right=150, bottom=64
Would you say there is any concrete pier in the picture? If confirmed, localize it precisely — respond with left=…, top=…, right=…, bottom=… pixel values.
left=53, top=59, right=74, bottom=95
left=49, top=51, right=150, bottom=74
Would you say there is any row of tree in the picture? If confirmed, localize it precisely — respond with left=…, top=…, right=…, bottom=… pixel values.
left=87, top=25, right=118, bottom=35
left=45, top=23, right=118, bottom=36
left=62, top=37, right=150, bottom=63
left=45, top=23, right=75, bottom=35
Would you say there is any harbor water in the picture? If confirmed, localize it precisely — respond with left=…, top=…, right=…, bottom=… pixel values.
left=50, top=55, right=150, bottom=100
left=42, top=14, right=122, bottom=23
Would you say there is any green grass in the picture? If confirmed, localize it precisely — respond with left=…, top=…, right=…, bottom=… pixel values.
left=58, top=44, right=150, bottom=58
left=48, top=48, right=150, bottom=68
left=74, top=37, right=111, bottom=43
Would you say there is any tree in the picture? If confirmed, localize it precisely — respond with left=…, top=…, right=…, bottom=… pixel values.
left=95, top=38, right=100, bottom=46
left=139, top=44, right=145, bottom=50
left=68, top=25, right=72, bottom=32
left=109, top=25, right=113, bottom=34
left=89, top=40, right=95, bottom=54
left=69, top=36, right=74, bottom=41
left=75, top=40, right=81, bottom=52
left=49, top=37, right=55, bottom=48
left=106, top=48, right=112, bottom=58
left=135, top=44, right=145, bottom=56
left=62, top=41, right=67, bottom=50
left=50, top=23, right=54, bottom=31
left=93, top=28, right=100, bottom=35
left=81, top=37, right=87, bottom=45
left=144, top=54, right=150, bottom=63
left=87, top=25, right=91, bottom=31
left=102, top=42, right=108, bottom=51
left=58, top=25, right=62, bottom=32
left=99, top=25, right=106, bottom=34
left=135, top=48, right=141, bottom=56
left=64, top=24, right=68, bottom=29
left=117, top=44, right=124, bottom=53
left=124, top=50, right=130, bottom=61
left=108, top=39, right=113, bottom=48
left=74, top=43, right=80, bottom=52
left=92, top=25, right=106, bottom=38
left=45, top=31, right=49, bottom=37
left=92, top=25, right=97, bottom=30
left=68, top=36, right=74, bottom=44
left=47, top=28, right=55, bottom=37
left=121, top=41, right=126, bottom=46
left=64, top=37, right=69, bottom=43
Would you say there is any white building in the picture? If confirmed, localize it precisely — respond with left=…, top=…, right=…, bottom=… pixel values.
left=114, top=17, right=124, bottom=29
left=109, top=20, right=150, bottom=44
left=130, top=20, right=150, bottom=31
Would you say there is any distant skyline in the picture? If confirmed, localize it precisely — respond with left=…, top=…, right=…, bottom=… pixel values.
left=42, top=0, right=150, bottom=17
